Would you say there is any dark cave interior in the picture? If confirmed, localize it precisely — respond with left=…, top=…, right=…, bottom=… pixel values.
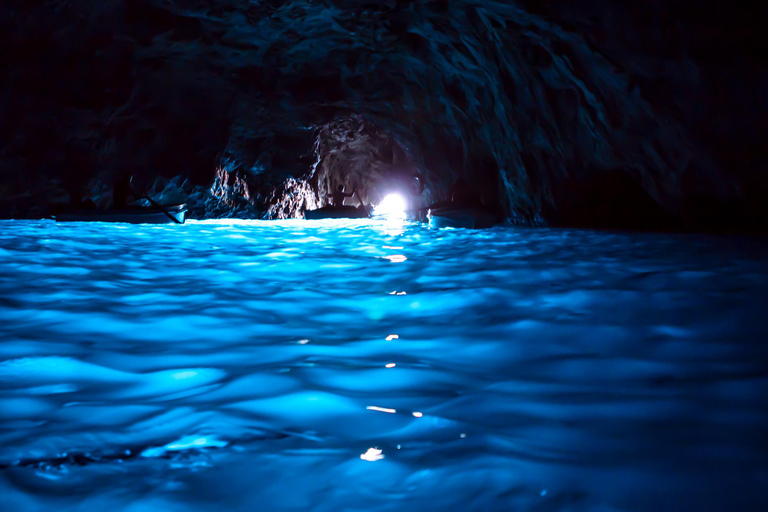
left=1, top=0, right=766, bottom=231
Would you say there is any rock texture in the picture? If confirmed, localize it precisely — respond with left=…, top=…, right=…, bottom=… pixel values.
left=1, top=0, right=765, bottom=229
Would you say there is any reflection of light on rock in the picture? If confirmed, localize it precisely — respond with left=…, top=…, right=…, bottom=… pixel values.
left=397, top=291, right=407, bottom=295
left=385, top=334, right=399, bottom=341
left=389, top=290, right=407, bottom=295
left=383, top=246, right=404, bottom=250
left=383, top=254, right=407, bottom=263
left=297, top=339, right=309, bottom=344
left=367, top=405, right=396, bottom=414
left=385, top=363, right=396, bottom=368
left=360, top=447, right=384, bottom=462
left=412, top=411, right=423, bottom=417
left=460, top=433, right=466, bottom=438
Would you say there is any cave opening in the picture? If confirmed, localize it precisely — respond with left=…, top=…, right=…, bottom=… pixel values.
left=303, top=116, right=430, bottom=215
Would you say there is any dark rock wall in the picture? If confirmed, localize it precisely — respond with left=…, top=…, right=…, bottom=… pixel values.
left=1, top=0, right=765, bottom=229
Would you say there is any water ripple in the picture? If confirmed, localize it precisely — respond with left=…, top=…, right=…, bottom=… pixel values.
left=1, top=219, right=767, bottom=511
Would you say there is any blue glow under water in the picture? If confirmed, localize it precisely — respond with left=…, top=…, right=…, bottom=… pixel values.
left=1, top=219, right=767, bottom=511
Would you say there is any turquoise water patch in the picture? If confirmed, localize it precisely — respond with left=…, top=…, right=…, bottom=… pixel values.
left=0, top=219, right=767, bottom=511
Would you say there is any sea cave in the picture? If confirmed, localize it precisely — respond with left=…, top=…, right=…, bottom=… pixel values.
left=1, top=1, right=767, bottom=510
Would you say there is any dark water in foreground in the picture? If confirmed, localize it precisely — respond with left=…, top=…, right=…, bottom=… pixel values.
left=1, top=219, right=767, bottom=511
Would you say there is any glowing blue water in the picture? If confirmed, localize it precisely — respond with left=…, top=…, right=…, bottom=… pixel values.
left=1, top=219, right=767, bottom=511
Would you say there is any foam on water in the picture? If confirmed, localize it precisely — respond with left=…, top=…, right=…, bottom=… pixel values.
left=1, top=219, right=767, bottom=511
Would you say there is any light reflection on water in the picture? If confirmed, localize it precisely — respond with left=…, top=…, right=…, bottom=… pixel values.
left=1, top=219, right=767, bottom=511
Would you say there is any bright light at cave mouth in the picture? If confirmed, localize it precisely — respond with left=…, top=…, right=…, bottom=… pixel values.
left=374, top=194, right=407, bottom=218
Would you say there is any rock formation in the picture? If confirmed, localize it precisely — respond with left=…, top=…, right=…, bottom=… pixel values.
left=1, top=1, right=765, bottom=230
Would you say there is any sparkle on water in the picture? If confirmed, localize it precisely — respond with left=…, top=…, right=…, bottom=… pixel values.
left=1, top=218, right=767, bottom=511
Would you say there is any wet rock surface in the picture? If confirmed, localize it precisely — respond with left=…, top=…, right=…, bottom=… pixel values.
left=1, top=0, right=765, bottom=230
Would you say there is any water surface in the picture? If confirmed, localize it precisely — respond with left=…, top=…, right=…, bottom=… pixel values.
left=1, top=219, right=767, bottom=511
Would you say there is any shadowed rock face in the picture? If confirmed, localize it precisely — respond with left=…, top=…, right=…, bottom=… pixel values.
left=1, top=0, right=765, bottom=230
